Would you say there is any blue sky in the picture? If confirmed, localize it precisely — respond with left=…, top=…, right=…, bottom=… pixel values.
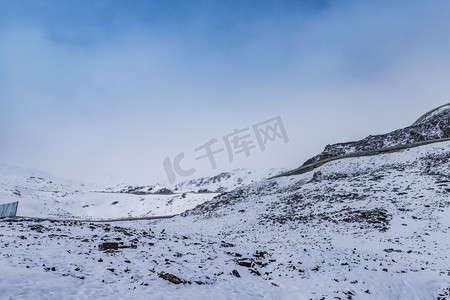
left=1, top=0, right=450, bottom=184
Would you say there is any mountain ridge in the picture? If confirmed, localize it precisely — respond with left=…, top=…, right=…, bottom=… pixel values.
left=301, top=103, right=449, bottom=166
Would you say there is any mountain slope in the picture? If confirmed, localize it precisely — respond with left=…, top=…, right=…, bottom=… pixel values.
left=1, top=139, right=448, bottom=299
left=0, top=105, right=449, bottom=299
left=0, top=165, right=282, bottom=219
left=302, top=103, right=449, bottom=166
left=107, top=168, right=284, bottom=194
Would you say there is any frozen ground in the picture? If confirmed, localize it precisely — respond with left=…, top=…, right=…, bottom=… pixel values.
left=0, top=141, right=449, bottom=299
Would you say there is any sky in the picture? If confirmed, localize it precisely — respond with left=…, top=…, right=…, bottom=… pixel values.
left=1, top=0, right=450, bottom=185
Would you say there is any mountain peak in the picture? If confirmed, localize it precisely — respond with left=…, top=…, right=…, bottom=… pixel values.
left=301, top=103, right=449, bottom=167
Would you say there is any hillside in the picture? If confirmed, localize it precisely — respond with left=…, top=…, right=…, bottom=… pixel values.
left=0, top=166, right=282, bottom=219
left=0, top=105, right=449, bottom=299
left=302, top=103, right=449, bottom=166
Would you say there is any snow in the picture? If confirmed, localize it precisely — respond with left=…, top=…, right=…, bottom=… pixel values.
left=0, top=142, right=449, bottom=299
left=0, top=166, right=283, bottom=220
left=303, top=104, right=449, bottom=165
left=416, top=104, right=450, bottom=124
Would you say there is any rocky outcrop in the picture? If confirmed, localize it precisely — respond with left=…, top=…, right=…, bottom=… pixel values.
left=302, top=103, right=449, bottom=166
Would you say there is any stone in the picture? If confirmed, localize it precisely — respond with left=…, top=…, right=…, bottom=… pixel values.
left=98, top=242, right=119, bottom=251
left=158, top=272, right=184, bottom=284
left=231, top=270, right=241, bottom=278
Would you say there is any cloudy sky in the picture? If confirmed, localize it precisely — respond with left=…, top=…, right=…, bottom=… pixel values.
left=1, top=0, right=450, bottom=184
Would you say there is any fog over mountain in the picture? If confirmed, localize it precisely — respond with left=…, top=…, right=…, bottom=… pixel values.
left=1, top=1, right=450, bottom=184
left=1, top=1, right=450, bottom=299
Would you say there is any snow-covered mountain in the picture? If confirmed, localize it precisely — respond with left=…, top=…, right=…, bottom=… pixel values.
left=0, top=165, right=282, bottom=219
left=0, top=164, right=87, bottom=217
left=107, top=168, right=284, bottom=194
left=302, top=102, right=449, bottom=165
left=0, top=104, right=449, bottom=299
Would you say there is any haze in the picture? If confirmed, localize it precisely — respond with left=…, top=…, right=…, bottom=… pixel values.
left=1, top=0, right=450, bottom=184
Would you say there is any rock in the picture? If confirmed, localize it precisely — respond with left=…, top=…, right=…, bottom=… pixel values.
left=253, top=251, right=268, bottom=259
left=249, top=268, right=261, bottom=276
left=156, top=188, right=174, bottom=194
left=302, top=104, right=450, bottom=166
left=236, top=259, right=254, bottom=268
left=98, top=242, right=119, bottom=251
left=221, top=241, right=234, bottom=247
left=158, top=272, right=184, bottom=284
left=231, top=270, right=241, bottom=277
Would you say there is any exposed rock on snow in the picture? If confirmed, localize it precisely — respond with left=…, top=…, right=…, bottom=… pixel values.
left=302, top=103, right=449, bottom=166
left=98, top=243, right=119, bottom=251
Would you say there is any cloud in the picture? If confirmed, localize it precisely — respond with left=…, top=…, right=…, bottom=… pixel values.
left=1, top=0, right=450, bottom=184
